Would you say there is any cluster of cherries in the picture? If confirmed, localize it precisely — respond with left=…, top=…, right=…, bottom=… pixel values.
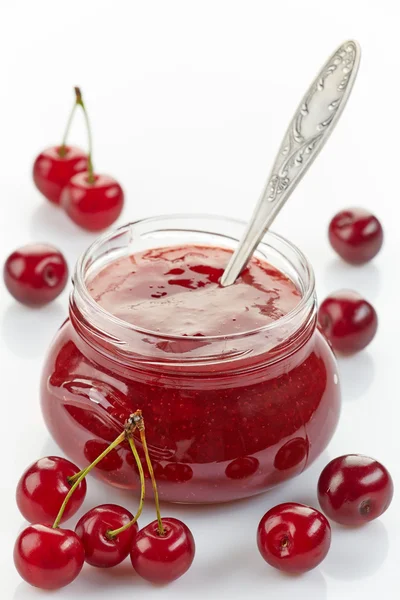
left=14, top=412, right=195, bottom=589
left=3, top=87, right=124, bottom=308
left=34, top=86, right=124, bottom=232
left=14, top=412, right=393, bottom=589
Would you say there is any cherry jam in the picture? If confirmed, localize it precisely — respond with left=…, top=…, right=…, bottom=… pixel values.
left=41, top=217, right=340, bottom=503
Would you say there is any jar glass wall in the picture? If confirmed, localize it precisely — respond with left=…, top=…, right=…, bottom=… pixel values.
left=41, top=215, right=340, bottom=503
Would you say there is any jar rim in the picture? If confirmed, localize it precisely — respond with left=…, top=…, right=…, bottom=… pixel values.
left=73, top=213, right=315, bottom=344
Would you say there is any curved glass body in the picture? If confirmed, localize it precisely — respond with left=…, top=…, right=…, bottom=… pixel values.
left=41, top=216, right=340, bottom=503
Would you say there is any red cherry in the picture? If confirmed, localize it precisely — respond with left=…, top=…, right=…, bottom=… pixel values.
left=61, top=172, right=124, bottom=231
left=130, top=517, right=195, bottom=583
left=14, top=524, right=84, bottom=589
left=318, top=454, right=394, bottom=526
left=328, top=208, right=383, bottom=264
left=4, top=244, right=68, bottom=307
left=257, top=502, right=331, bottom=573
left=33, top=146, right=88, bottom=205
left=16, top=456, right=86, bottom=525
left=75, top=504, right=138, bottom=568
left=318, top=290, right=377, bottom=354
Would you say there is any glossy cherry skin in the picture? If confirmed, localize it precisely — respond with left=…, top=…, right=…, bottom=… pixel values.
left=257, top=503, right=331, bottom=573
left=318, top=454, right=394, bottom=526
left=318, top=290, right=377, bottom=354
left=16, top=456, right=86, bottom=526
left=61, top=172, right=124, bottom=231
left=329, top=208, right=383, bottom=264
left=14, top=524, right=84, bottom=589
left=130, top=518, right=195, bottom=583
left=33, top=146, right=88, bottom=205
left=75, top=504, right=138, bottom=568
left=4, top=244, right=68, bottom=307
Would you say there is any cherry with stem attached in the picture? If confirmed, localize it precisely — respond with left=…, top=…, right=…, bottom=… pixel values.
left=33, top=90, right=88, bottom=204
left=129, top=411, right=196, bottom=584
left=75, top=422, right=145, bottom=568
left=61, top=87, right=124, bottom=231
left=16, top=456, right=86, bottom=525
left=14, top=429, right=126, bottom=589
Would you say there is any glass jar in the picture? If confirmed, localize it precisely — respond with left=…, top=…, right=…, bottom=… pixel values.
left=41, top=215, right=340, bottom=503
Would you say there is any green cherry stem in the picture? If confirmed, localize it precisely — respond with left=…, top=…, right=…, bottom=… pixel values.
left=59, top=92, right=79, bottom=157
left=107, top=435, right=146, bottom=539
left=74, top=86, right=95, bottom=183
left=139, top=422, right=165, bottom=535
left=52, top=431, right=125, bottom=529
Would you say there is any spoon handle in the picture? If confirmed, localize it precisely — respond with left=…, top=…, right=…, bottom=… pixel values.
left=220, top=40, right=361, bottom=287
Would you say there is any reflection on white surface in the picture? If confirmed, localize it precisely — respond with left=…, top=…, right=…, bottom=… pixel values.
left=1, top=301, right=66, bottom=359
left=323, top=259, right=382, bottom=301
left=337, top=353, right=375, bottom=401
left=29, top=203, right=96, bottom=262
left=322, top=520, right=389, bottom=580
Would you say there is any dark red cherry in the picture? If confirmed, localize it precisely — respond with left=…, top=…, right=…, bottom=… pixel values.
left=75, top=504, right=138, bottom=568
left=318, top=290, right=377, bottom=354
left=318, top=454, right=394, bottom=526
left=257, top=502, right=331, bottom=573
left=329, top=208, right=383, bottom=264
left=16, top=456, right=86, bottom=525
left=14, top=524, right=84, bottom=589
left=33, top=146, right=88, bottom=205
left=130, top=517, right=195, bottom=583
left=61, top=172, right=124, bottom=231
left=4, top=244, right=68, bottom=307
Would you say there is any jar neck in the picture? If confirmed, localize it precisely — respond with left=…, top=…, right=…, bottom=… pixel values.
left=69, top=216, right=317, bottom=373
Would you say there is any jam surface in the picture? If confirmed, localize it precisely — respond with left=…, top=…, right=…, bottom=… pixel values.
left=88, top=245, right=301, bottom=336
left=41, top=244, right=340, bottom=503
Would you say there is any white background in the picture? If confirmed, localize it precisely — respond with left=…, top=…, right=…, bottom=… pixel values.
left=1, top=1, right=399, bottom=598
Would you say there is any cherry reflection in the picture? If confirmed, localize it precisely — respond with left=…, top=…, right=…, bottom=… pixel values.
left=225, top=456, right=259, bottom=480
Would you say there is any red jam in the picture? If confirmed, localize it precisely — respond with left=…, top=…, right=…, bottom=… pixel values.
left=88, top=245, right=301, bottom=335
left=41, top=243, right=340, bottom=503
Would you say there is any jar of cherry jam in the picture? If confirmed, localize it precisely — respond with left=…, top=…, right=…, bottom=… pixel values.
left=41, top=215, right=340, bottom=503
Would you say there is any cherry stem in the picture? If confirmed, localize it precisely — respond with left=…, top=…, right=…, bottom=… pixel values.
left=52, top=431, right=125, bottom=529
left=107, top=435, right=146, bottom=539
left=74, top=86, right=95, bottom=183
left=139, top=424, right=165, bottom=536
left=59, top=94, right=78, bottom=157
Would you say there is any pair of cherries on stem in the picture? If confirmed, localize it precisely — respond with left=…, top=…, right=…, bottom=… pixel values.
left=14, top=411, right=195, bottom=590
left=33, top=87, right=124, bottom=232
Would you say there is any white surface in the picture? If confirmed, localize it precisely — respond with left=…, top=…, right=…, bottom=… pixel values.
left=1, top=1, right=399, bottom=598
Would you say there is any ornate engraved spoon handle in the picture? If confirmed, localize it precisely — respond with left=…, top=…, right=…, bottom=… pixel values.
left=220, top=40, right=361, bottom=287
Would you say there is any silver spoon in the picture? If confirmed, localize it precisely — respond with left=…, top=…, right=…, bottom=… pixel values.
left=220, top=40, right=361, bottom=287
